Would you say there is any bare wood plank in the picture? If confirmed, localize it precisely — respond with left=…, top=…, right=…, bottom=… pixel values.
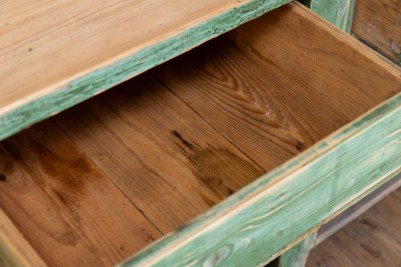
left=153, top=2, right=401, bottom=173
left=0, top=0, right=290, bottom=141
left=123, top=90, right=401, bottom=267
left=0, top=209, right=47, bottom=267
left=0, top=121, right=161, bottom=267
left=54, top=74, right=265, bottom=234
left=352, top=0, right=401, bottom=64
left=120, top=3, right=401, bottom=266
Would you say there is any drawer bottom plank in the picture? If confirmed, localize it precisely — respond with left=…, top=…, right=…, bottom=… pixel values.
left=0, top=209, right=46, bottom=267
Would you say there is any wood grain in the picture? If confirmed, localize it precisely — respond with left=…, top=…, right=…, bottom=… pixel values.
left=0, top=209, right=47, bottom=267
left=1, top=2, right=400, bottom=266
left=121, top=3, right=401, bottom=267
left=0, top=121, right=161, bottom=266
left=54, top=74, right=264, bottom=234
left=0, top=0, right=290, bottom=141
left=124, top=88, right=401, bottom=267
left=153, top=2, right=401, bottom=172
left=352, top=0, right=401, bottom=64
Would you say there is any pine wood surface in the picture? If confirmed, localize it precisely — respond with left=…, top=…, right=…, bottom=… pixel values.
left=0, top=209, right=47, bottom=267
left=0, top=2, right=400, bottom=266
left=152, top=5, right=401, bottom=171
left=0, top=121, right=162, bottom=266
left=54, top=74, right=265, bottom=234
left=0, top=0, right=254, bottom=111
left=352, top=0, right=401, bottom=64
left=0, top=0, right=290, bottom=141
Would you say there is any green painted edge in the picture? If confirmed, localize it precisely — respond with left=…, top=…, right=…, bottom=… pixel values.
left=345, top=0, right=356, bottom=33
left=309, top=0, right=356, bottom=32
left=118, top=91, right=401, bottom=267
left=279, top=232, right=317, bottom=267
left=0, top=0, right=291, bottom=141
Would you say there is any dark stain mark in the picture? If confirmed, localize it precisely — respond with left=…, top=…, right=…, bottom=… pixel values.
left=53, top=189, right=69, bottom=206
left=360, top=218, right=379, bottom=230
left=199, top=192, right=216, bottom=207
left=27, top=133, right=93, bottom=193
left=145, top=233, right=155, bottom=242
left=1, top=141, right=22, bottom=160
left=0, top=140, right=22, bottom=177
left=359, top=242, right=383, bottom=260
left=171, top=130, right=193, bottom=148
left=57, top=230, right=79, bottom=246
left=28, top=48, right=33, bottom=52
left=141, top=229, right=156, bottom=243
left=173, top=220, right=195, bottom=235
left=0, top=173, right=6, bottom=182
left=295, top=140, right=307, bottom=152
left=171, top=131, right=262, bottom=202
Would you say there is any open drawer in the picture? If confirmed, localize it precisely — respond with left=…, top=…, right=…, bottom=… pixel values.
left=1, top=2, right=401, bottom=267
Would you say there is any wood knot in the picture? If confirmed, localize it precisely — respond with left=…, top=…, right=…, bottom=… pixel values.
left=202, top=246, right=230, bottom=267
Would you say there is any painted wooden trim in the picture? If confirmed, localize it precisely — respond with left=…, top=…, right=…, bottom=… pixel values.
left=317, top=172, right=401, bottom=244
left=118, top=74, right=401, bottom=266
left=279, top=232, right=317, bottom=267
left=0, top=209, right=47, bottom=267
left=0, top=0, right=290, bottom=142
left=309, top=0, right=356, bottom=32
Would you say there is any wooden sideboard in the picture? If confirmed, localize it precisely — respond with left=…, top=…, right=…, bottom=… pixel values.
left=0, top=1, right=400, bottom=266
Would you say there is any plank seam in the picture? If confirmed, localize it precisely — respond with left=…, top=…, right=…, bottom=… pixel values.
left=52, top=117, right=164, bottom=236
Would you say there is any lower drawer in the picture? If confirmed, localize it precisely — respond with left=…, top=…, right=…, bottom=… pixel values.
left=1, top=2, right=400, bottom=267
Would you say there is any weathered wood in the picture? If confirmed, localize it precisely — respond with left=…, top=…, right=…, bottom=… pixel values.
left=121, top=91, right=401, bottom=267
left=308, top=0, right=356, bottom=32
left=317, top=173, right=401, bottom=244
left=0, top=0, right=290, bottom=141
left=0, top=121, right=162, bottom=266
left=352, top=0, right=401, bottom=64
left=279, top=232, right=316, bottom=267
left=1, top=2, right=400, bottom=266
left=54, top=74, right=265, bottom=235
left=309, top=187, right=401, bottom=266
left=0, top=209, right=47, bottom=267
left=154, top=1, right=401, bottom=173
left=119, top=3, right=401, bottom=267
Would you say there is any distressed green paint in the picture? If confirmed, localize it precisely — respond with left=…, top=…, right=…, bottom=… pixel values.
left=280, top=233, right=317, bottom=267
left=0, top=0, right=290, bottom=142
left=309, top=0, right=356, bottom=32
left=119, top=92, right=401, bottom=267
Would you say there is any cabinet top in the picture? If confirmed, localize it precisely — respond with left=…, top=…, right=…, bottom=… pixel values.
left=0, top=0, right=289, bottom=141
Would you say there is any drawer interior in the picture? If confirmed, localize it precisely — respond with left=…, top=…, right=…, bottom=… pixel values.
left=0, top=3, right=400, bottom=266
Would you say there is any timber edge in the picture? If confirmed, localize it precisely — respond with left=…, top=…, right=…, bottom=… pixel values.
left=0, top=0, right=290, bottom=142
